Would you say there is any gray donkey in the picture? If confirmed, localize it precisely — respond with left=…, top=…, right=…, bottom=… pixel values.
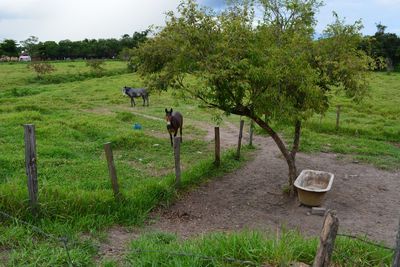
left=122, top=86, right=149, bottom=107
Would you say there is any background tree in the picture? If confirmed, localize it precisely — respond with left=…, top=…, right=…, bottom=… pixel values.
left=0, top=39, right=19, bottom=57
left=20, top=36, right=39, bottom=56
left=37, top=41, right=59, bottom=60
left=133, top=0, right=372, bottom=194
left=360, top=24, right=400, bottom=71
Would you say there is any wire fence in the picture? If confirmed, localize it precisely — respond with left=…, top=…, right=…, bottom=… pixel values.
left=0, top=209, right=397, bottom=266
left=0, top=210, right=74, bottom=267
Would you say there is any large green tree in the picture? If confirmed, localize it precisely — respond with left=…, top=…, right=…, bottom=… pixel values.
left=0, top=39, right=19, bottom=57
left=133, top=0, right=372, bottom=194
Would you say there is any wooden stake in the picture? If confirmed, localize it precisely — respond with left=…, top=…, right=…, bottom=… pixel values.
left=173, top=136, right=181, bottom=187
left=24, top=124, right=39, bottom=216
left=393, top=218, right=400, bottom=267
left=313, top=210, right=339, bottom=267
left=214, top=127, right=220, bottom=167
left=336, top=105, right=341, bottom=131
left=236, top=120, right=244, bottom=159
left=249, top=120, right=254, bottom=146
left=104, top=142, right=121, bottom=200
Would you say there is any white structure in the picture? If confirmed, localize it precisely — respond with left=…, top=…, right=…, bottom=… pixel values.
left=19, top=55, right=31, bottom=62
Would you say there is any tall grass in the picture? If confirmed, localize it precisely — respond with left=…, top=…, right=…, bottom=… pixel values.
left=124, top=230, right=393, bottom=267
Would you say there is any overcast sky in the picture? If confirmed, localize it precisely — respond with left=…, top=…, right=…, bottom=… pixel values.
left=1, top=0, right=399, bottom=43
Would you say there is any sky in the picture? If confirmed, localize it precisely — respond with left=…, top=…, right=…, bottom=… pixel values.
left=0, top=0, right=399, bottom=43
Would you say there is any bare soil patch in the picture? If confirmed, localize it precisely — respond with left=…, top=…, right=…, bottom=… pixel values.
left=150, top=135, right=400, bottom=246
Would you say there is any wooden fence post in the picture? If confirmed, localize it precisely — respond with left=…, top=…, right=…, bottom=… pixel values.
left=214, top=127, right=220, bottom=167
left=236, top=120, right=245, bottom=159
left=336, top=105, right=341, bottom=131
left=249, top=120, right=254, bottom=146
left=313, top=210, right=339, bottom=267
left=24, top=124, right=39, bottom=216
left=104, top=142, right=121, bottom=200
left=393, top=217, right=400, bottom=267
left=173, top=136, right=181, bottom=187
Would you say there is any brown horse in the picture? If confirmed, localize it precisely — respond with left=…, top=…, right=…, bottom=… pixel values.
left=165, top=108, right=183, bottom=146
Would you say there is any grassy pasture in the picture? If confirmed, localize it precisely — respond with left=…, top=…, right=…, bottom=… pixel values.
left=0, top=61, right=399, bottom=266
left=0, top=61, right=248, bottom=265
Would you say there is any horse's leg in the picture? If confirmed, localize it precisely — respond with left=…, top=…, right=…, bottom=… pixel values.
left=142, top=96, right=145, bottom=106
left=180, top=126, right=183, bottom=143
left=130, top=97, right=133, bottom=107
left=169, top=133, right=173, bottom=147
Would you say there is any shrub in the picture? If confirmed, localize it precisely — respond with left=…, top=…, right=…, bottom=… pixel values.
left=28, top=62, right=56, bottom=78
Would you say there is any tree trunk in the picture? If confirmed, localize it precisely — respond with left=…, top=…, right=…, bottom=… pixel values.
left=252, top=116, right=298, bottom=195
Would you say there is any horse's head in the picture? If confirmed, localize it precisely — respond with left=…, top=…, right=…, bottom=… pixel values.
left=122, top=86, right=128, bottom=96
left=165, top=108, right=173, bottom=126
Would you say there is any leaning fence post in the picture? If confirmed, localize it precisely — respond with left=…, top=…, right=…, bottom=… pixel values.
left=236, top=120, right=245, bottom=159
left=104, top=142, right=121, bottom=200
left=173, top=136, right=181, bottom=187
left=393, top=217, right=400, bottom=267
left=24, top=124, right=39, bottom=216
left=336, top=105, right=341, bottom=131
left=313, top=210, right=339, bottom=267
left=249, top=120, right=254, bottom=146
left=214, top=127, right=220, bottom=167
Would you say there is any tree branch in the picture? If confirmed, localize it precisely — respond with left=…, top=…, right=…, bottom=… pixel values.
left=290, top=120, right=301, bottom=159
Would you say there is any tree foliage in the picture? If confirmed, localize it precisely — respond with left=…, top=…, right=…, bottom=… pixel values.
left=0, top=39, right=19, bottom=57
left=133, top=0, right=372, bottom=193
left=16, top=31, right=149, bottom=60
left=360, top=24, right=400, bottom=71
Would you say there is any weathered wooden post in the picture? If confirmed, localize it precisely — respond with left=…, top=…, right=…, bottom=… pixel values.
left=214, top=127, right=220, bottom=167
left=173, top=136, right=181, bottom=187
left=393, top=217, right=400, bottom=267
left=24, top=124, right=39, bottom=216
left=313, top=210, right=339, bottom=267
left=104, top=142, right=121, bottom=200
left=249, top=120, right=254, bottom=146
left=336, top=105, right=341, bottom=131
left=236, top=120, right=245, bottom=159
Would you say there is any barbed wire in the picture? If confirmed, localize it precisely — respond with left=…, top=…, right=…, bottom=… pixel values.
left=337, top=233, right=394, bottom=251
left=0, top=210, right=74, bottom=267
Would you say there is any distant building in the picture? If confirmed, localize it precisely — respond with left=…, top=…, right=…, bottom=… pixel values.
left=19, top=55, right=31, bottom=62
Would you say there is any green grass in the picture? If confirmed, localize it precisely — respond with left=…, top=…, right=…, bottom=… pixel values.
left=0, top=60, right=251, bottom=266
left=124, top=230, right=393, bottom=267
left=0, top=60, right=128, bottom=88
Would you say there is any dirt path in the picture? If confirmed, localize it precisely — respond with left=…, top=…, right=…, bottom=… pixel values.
left=149, top=135, right=400, bottom=246
left=98, top=119, right=400, bottom=262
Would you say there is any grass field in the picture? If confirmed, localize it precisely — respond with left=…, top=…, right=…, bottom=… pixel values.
left=0, top=61, right=398, bottom=266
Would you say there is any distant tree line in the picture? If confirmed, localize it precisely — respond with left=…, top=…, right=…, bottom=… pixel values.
left=360, top=24, right=400, bottom=71
left=0, top=30, right=149, bottom=60
left=1, top=24, right=400, bottom=70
